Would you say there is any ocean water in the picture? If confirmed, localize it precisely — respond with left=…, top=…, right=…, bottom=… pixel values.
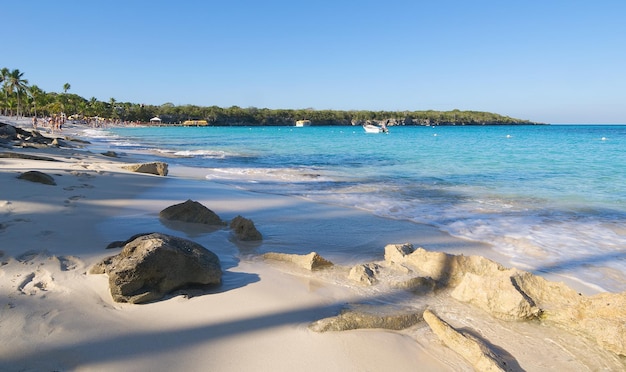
left=89, top=124, right=626, bottom=292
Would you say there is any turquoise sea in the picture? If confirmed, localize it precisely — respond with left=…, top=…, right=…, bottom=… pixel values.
left=89, top=124, right=626, bottom=292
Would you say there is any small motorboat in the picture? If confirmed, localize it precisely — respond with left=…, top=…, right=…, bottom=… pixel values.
left=363, top=124, right=389, bottom=134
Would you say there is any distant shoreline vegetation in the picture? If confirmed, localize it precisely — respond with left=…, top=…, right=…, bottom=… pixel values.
left=1, top=67, right=541, bottom=126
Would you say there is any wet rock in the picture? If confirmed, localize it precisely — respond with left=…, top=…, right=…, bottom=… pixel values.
left=387, top=244, right=626, bottom=355
left=50, top=138, right=71, bottom=148
left=348, top=263, right=380, bottom=285
left=101, top=151, right=119, bottom=158
left=390, top=276, right=438, bottom=295
left=514, top=273, right=626, bottom=356
left=423, top=310, right=510, bottom=372
left=229, top=215, right=262, bottom=241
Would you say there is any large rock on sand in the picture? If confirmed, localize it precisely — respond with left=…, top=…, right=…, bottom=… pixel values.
left=122, top=161, right=168, bottom=176
left=0, top=123, right=17, bottom=139
left=17, top=170, right=56, bottom=185
left=160, top=199, right=225, bottom=225
left=91, top=233, right=222, bottom=304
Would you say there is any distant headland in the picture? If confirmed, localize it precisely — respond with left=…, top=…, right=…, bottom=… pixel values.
left=1, top=66, right=541, bottom=126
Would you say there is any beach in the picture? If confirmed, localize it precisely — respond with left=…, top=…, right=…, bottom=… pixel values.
left=1, top=117, right=624, bottom=371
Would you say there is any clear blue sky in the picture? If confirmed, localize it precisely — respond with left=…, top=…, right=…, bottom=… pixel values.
left=4, top=0, right=626, bottom=123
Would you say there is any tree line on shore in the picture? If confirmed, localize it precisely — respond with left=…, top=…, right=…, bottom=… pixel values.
left=0, top=67, right=539, bottom=126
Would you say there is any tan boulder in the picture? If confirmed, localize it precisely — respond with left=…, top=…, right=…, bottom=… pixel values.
left=122, top=161, right=168, bottom=176
left=263, top=252, right=333, bottom=271
left=423, top=310, right=510, bottom=372
left=384, top=243, right=507, bottom=287
left=451, top=271, right=540, bottom=320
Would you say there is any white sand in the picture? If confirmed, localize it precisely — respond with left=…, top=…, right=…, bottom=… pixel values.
left=1, top=117, right=624, bottom=371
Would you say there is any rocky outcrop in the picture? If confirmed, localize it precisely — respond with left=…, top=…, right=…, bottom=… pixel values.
left=384, top=244, right=540, bottom=321
left=310, top=306, right=423, bottom=332
left=263, top=252, right=333, bottom=271
left=159, top=199, right=225, bottom=225
left=384, top=243, right=626, bottom=356
left=91, top=232, right=222, bottom=304
left=122, top=161, right=168, bottom=176
left=384, top=243, right=509, bottom=287
left=423, top=310, right=510, bottom=372
left=229, top=215, right=262, bottom=241
left=17, top=170, right=56, bottom=185
left=0, top=152, right=58, bottom=161
left=513, top=272, right=626, bottom=356
left=1, top=123, right=79, bottom=148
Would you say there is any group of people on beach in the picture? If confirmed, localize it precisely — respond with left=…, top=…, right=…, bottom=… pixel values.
left=32, top=115, right=65, bottom=133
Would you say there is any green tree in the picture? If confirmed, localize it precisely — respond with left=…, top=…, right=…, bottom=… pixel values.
left=6, top=69, right=29, bottom=118
left=63, top=83, right=71, bottom=93
left=0, top=67, right=9, bottom=115
left=28, top=85, right=44, bottom=117
left=109, top=97, right=117, bottom=119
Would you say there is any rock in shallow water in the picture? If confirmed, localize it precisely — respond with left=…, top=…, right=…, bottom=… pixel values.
left=160, top=199, right=225, bottom=225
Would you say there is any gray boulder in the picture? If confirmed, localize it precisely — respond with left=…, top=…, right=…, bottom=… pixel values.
left=91, top=232, right=222, bottom=304
left=160, top=199, right=225, bottom=225
left=229, top=215, right=262, bottom=241
left=0, top=123, right=17, bottom=139
left=17, top=170, right=56, bottom=185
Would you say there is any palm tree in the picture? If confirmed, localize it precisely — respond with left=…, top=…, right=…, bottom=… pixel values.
left=28, top=85, right=44, bottom=118
left=63, top=83, right=71, bottom=93
left=0, top=67, right=9, bottom=115
left=6, top=69, right=29, bottom=118
left=109, top=97, right=117, bottom=119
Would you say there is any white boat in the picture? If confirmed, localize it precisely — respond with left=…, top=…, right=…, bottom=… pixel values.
left=363, top=124, right=388, bottom=134
left=295, top=120, right=311, bottom=127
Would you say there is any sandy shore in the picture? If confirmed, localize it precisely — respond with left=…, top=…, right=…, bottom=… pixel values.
left=1, top=117, right=624, bottom=371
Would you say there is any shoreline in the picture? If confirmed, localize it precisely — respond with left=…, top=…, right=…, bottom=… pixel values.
left=1, top=116, right=624, bottom=371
